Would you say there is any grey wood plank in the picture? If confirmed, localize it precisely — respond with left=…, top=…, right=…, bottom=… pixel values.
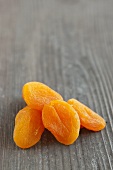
left=0, top=0, right=113, bottom=169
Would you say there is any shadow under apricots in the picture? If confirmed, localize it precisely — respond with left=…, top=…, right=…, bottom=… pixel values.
left=41, top=129, right=59, bottom=147
left=79, top=127, right=100, bottom=138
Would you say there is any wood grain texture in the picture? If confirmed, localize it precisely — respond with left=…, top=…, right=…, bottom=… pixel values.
left=0, top=0, right=113, bottom=169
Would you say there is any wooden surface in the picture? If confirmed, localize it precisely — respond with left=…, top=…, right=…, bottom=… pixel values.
left=0, top=0, right=113, bottom=170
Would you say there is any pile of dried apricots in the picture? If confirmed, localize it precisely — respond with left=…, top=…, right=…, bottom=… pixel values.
left=13, top=82, right=106, bottom=149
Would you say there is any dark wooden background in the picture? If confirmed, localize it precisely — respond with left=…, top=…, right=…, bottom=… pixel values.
left=0, top=0, right=113, bottom=170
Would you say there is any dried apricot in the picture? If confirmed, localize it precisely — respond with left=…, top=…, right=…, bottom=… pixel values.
left=68, top=99, right=106, bottom=131
left=13, top=106, right=44, bottom=149
left=42, top=100, right=80, bottom=145
left=22, top=82, right=63, bottom=111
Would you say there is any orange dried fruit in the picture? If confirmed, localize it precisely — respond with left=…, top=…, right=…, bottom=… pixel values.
left=22, top=82, right=63, bottom=111
left=42, top=100, right=80, bottom=145
left=68, top=99, right=106, bottom=131
left=13, top=106, right=44, bottom=149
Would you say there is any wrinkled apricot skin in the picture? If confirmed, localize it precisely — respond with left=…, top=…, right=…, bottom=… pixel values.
left=42, top=100, right=80, bottom=145
left=13, top=106, right=44, bottom=149
left=22, top=82, right=63, bottom=111
left=68, top=99, right=106, bottom=131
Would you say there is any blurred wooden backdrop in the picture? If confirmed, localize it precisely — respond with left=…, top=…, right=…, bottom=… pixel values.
left=0, top=0, right=113, bottom=169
